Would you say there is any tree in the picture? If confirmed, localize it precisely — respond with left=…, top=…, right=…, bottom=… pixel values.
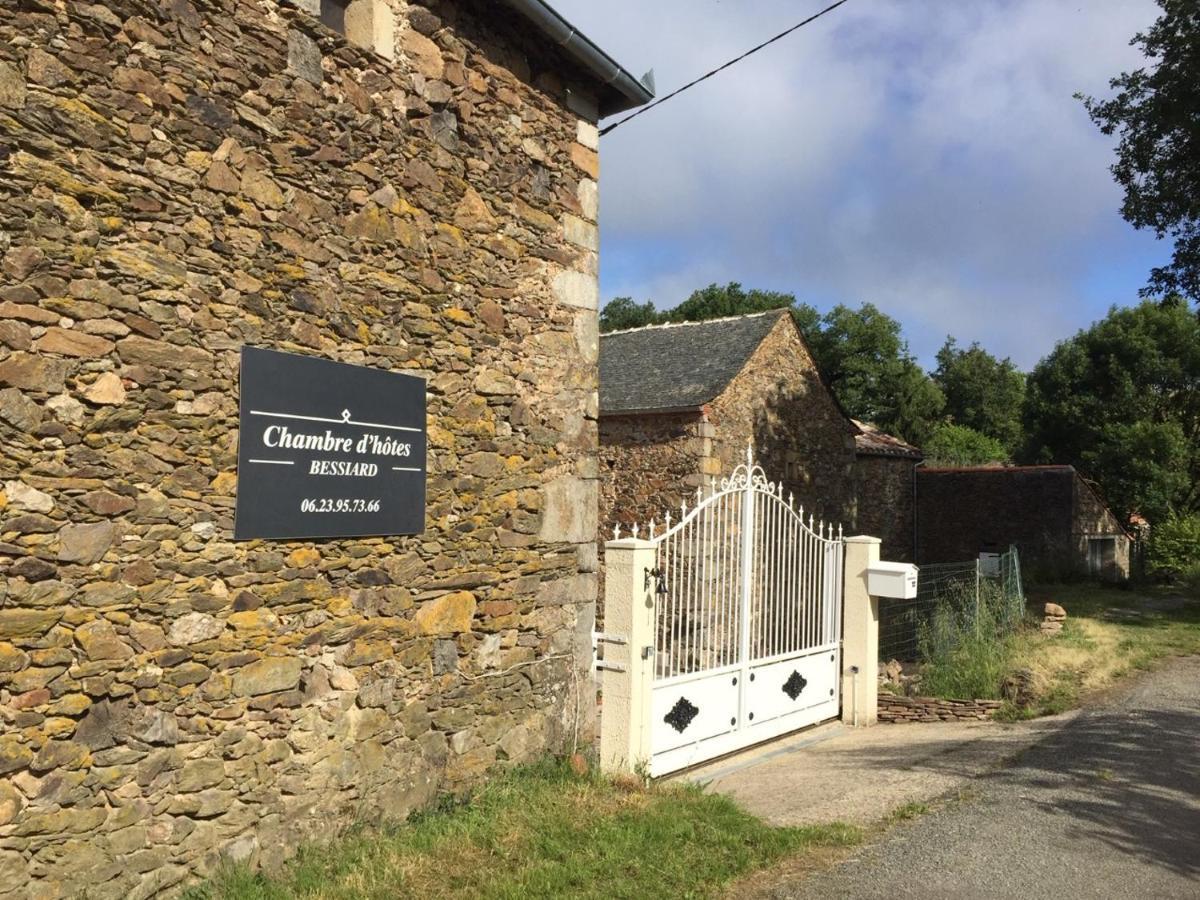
left=599, top=296, right=662, bottom=333
left=933, top=338, right=1026, bottom=452
left=923, top=423, right=1009, bottom=467
left=1023, top=298, right=1200, bottom=522
left=804, top=303, right=945, bottom=445
left=1080, top=0, right=1200, bottom=304
left=666, top=282, right=799, bottom=323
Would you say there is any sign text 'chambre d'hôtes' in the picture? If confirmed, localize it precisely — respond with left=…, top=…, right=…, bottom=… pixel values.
left=234, top=347, right=427, bottom=540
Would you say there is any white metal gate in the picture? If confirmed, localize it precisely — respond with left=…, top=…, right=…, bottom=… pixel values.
left=629, top=449, right=844, bottom=775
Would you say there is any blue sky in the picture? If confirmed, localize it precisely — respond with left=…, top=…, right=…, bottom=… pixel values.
left=552, top=0, right=1167, bottom=369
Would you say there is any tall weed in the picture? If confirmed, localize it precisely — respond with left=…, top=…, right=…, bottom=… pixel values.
left=917, top=580, right=1013, bottom=700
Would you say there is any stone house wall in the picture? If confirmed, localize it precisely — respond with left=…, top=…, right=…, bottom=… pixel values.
left=599, top=314, right=858, bottom=542
left=0, top=0, right=606, bottom=896
left=707, top=314, right=857, bottom=527
left=854, top=455, right=915, bottom=562
left=915, top=467, right=1128, bottom=579
left=597, top=411, right=713, bottom=540
left=916, top=468, right=1073, bottom=568
left=1072, top=478, right=1131, bottom=580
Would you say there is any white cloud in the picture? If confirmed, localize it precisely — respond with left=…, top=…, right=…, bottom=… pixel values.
left=552, top=0, right=1164, bottom=367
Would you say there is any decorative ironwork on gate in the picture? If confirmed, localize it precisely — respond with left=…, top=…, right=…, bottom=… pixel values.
left=614, top=445, right=846, bottom=775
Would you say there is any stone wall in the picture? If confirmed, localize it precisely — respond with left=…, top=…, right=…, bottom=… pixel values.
left=709, top=314, right=857, bottom=526
left=877, top=694, right=1002, bottom=723
left=1071, top=477, right=1130, bottom=580
left=0, top=0, right=604, bottom=896
left=916, top=466, right=1130, bottom=580
left=597, top=411, right=711, bottom=539
left=915, top=467, right=1075, bottom=571
left=854, top=454, right=916, bottom=562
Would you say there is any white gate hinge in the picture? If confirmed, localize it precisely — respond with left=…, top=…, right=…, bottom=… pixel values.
left=592, top=631, right=627, bottom=646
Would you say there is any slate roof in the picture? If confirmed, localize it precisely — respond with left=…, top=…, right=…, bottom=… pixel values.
left=599, top=310, right=788, bottom=414
left=852, top=420, right=923, bottom=459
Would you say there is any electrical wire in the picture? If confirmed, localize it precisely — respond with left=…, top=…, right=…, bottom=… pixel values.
left=600, top=0, right=852, bottom=136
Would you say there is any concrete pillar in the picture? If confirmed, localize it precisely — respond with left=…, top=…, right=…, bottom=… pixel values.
left=842, top=535, right=881, bottom=727
left=599, top=537, right=657, bottom=774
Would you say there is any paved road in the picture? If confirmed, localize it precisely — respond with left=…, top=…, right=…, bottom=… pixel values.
left=769, top=656, right=1200, bottom=899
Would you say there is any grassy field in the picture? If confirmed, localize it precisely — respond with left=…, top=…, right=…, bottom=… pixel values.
left=185, top=758, right=862, bottom=900
left=997, top=581, right=1200, bottom=718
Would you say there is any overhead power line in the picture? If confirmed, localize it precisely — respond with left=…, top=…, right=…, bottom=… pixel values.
left=600, top=0, right=852, bottom=136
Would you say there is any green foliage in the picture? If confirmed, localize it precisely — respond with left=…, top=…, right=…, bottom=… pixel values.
left=917, top=580, right=1013, bottom=700
left=933, top=338, right=1026, bottom=451
left=923, top=423, right=1009, bottom=466
left=802, top=303, right=944, bottom=445
left=665, top=281, right=799, bottom=323
left=1023, top=298, right=1200, bottom=522
left=599, top=296, right=663, bottom=332
left=1147, top=513, right=1200, bottom=577
left=1080, top=0, right=1200, bottom=304
left=184, top=757, right=862, bottom=900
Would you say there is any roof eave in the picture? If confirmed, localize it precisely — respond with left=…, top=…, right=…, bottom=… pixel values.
left=499, top=0, right=655, bottom=117
left=600, top=404, right=706, bottom=417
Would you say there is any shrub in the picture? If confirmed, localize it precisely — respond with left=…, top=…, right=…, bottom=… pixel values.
left=1147, top=513, right=1200, bottom=578
left=923, top=423, right=1009, bottom=467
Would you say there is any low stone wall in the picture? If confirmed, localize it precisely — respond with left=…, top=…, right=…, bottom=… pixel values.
left=877, top=694, right=1003, bottom=723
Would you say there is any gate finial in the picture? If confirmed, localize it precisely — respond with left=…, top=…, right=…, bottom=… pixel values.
left=649, top=519, right=656, bottom=539
left=613, top=523, right=621, bottom=540
left=746, top=441, right=753, bottom=469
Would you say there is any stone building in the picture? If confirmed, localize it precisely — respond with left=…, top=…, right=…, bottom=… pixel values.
left=852, top=420, right=922, bottom=562
left=598, top=310, right=861, bottom=543
left=0, top=0, right=650, bottom=895
left=915, top=466, right=1131, bottom=580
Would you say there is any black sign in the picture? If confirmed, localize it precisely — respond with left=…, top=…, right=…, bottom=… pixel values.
left=234, top=347, right=427, bottom=540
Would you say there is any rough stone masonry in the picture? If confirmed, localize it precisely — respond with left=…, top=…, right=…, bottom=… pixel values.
left=0, top=0, right=613, bottom=895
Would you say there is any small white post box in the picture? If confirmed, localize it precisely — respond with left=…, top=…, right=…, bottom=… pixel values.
left=866, top=561, right=919, bottom=599
left=978, top=553, right=1001, bottom=577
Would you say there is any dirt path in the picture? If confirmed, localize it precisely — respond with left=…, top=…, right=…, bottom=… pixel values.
left=750, top=655, right=1200, bottom=899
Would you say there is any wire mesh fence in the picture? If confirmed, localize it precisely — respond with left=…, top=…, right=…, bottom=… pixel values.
left=879, top=546, right=1026, bottom=663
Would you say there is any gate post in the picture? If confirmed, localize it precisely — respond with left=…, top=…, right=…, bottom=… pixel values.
left=599, top=537, right=658, bottom=774
left=841, top=536, right=881, bottom=726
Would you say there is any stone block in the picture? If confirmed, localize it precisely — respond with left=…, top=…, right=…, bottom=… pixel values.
left=287, top=29, right=323, bottom=85
left=576, top=120, right=599, bottom=151
left=4, top=480, right=53, bottom=513
left=539, top=476, right=597, bottom=544
left=58, top=521, right=118, bottom=564
left=414, top=591, right=476, bottom=635
left=82, top=372, right=126, bottom=406
left=552, top=269, right=599, bottom=311
left=0, top=388, right=44, bottom=431
left=0, top=353, right=70, bottom=393
left=0, top=60, right=26, bottom=109
left=233, top=658, right=303, bottom=697
left=562, top=214, right=598, bottom=251
left=168, top=612, right=225, bottom=646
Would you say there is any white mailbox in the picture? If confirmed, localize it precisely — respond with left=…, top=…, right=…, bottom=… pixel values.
left=867, top=561, right=919, bottom=599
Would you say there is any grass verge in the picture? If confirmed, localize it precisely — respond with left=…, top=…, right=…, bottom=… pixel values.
left=994, top=582, right=1200, bottom=719
left=184, top=757, right=862, bottom=900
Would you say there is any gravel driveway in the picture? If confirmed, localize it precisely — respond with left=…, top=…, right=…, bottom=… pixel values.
left=766, top=655, right=1200, bottom=899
